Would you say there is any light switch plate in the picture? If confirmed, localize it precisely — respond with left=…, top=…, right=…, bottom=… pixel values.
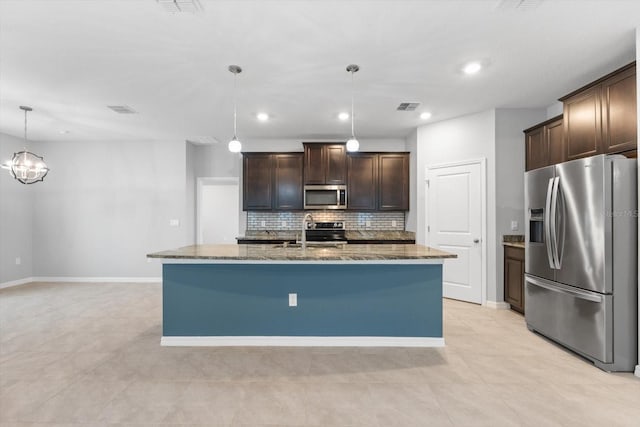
left=15, top=257, right=21, bottom=265
left=392, top=220, right=397, bottom=227
left=510, top=220, right=518, bottom=231
left=282, top=221, right=287, bottom=228
left=169, top=219, right=180, bottom=227
left=261, top=220, right=266, bottom=227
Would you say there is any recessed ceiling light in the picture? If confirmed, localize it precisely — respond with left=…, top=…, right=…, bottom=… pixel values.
left=58, top=130, right=70, bottom=134
left=463, top=62, right=482, bottom=75
left=338, top=112, right=349, bottom=121
left=420, top=112, right=432, bottom=120
left=257, top=112, right=269, bottom=122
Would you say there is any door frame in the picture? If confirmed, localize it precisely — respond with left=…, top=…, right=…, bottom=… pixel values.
left=425, top=158, right=487, bottom=305
left=196, top=177, right=240, bottom=245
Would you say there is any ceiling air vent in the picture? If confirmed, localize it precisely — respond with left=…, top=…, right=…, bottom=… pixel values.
left=397, top=102, right=421, bottom=111
left=156, top=0, right=203, bottom=13
left=495, top=0, right=544, bottom=10
left=107, top=105, right=137, bottom=114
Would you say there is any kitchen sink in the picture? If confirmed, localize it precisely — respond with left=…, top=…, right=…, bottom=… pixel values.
left=272, top=242, right=346, bottom=249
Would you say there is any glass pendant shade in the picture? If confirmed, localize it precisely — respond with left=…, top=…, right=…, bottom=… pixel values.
left=228, top=138, right=242, bottom=153
left=346, top=138, right=359, bottom=152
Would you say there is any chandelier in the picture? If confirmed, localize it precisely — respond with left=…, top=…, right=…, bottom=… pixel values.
left=1, top=106, right=49, bottom=184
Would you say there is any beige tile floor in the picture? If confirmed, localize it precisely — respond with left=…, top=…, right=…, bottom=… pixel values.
left=0, top=281, right=638, bottom=427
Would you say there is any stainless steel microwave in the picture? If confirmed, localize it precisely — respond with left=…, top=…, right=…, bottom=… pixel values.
left=304, top=185, right=347, bottom=210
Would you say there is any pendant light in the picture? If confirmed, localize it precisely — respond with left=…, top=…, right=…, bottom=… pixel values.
left=1, top=106, right=49, bottom=184
left=227, top=65, right=243, bottom=153
left=345, top=64, right=360, bottom=152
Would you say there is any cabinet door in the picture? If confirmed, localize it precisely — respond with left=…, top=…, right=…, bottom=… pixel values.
left=303, top=144, right=325, bottom=184
left=525, top=126, right=548, bottom=171
left=378, top=153, right=409, bottom=210
left=546, top=118, right=565, bottom=165
left=602, top=65, right=637, bottom=154
left=325, top=144, right=347, bottom=184
left=504, top=247, right=525, bottom=314
left=347, top=154, right=378, bottom=210
left=563, top=85, right=602, bottom=161
left=243, top=154, right=273, bottom=210
left=273, top=154, right=303, bottom=210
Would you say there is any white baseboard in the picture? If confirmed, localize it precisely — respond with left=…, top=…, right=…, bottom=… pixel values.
left=0, top=277, right=35, bottom=289
left=483, top=300, right=511, bottom=310
left=0, top=277, right=161, bottom=289
left=32, top=276, right=161, bottom=283
left=635, top=365, right=640, bottom=378
left=161, top=336, right=446, bottom=347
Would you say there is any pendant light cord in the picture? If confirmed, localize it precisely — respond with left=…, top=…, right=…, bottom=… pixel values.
left=233, top=72, right=238, bottom=139
left=350, top=70, right=355, bottom=139
left=24, top=108, right=28, bottom=146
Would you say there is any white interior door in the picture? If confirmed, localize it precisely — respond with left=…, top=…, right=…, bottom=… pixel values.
left=426, top=160, right=484, bottom=304
left=197, top=178, right=239, bottom=244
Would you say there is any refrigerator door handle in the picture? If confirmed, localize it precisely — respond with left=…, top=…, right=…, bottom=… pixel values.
left=544, top=178, right=556, bottom=269
left=550, top=176, right=561, bottom=269
left=526, top=275, right=603, bottom=303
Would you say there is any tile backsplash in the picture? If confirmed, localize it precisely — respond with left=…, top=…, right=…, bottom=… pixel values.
left=247, top=211, right=405, bottom=231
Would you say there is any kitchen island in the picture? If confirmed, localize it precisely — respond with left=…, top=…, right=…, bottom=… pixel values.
left=147, top=244, right=455, bottom=347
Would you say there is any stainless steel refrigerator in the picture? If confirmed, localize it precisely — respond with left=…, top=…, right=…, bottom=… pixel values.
left=524, top=154, right=638, bottom=371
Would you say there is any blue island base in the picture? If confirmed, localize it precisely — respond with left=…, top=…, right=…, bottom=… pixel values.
left=162, top=263, right=444, bottom=347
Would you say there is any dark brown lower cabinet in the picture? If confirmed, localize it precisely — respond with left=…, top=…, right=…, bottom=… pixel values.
left=504, top=245, right=525, bottom=314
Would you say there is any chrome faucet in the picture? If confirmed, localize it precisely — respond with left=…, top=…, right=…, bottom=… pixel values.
left=301, top=213, right=314, bottom=249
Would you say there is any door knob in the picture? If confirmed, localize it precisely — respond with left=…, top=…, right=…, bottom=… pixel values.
left=473, top=239, right=480, bottom=243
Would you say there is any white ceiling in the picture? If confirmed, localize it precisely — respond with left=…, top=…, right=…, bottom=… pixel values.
left=0, top=0, right=638, bottom=144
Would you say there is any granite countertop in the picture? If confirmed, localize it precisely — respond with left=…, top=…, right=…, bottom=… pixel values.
left=503, top=234, right=525, bottom=249
left=148, top=244, right=456, bottom=261
left=503, top=242, right=525, bottom=249
left=236, top=230, right=416, bottom=242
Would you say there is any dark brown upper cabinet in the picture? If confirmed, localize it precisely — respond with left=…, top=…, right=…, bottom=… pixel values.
left=347, top=152, right=410, bottom=211
left=559, top=62, right=636, bottom=161
left=303, top=143, right=346, bottom=185
left=243, top=153, right=273, bottom=210
left=524, top=115, right=564, bottom=171
left=378, top=153, right=410, bottom=211
left=347, top=153, right=378, bottom=210
left=243, top=152, right=303, bottom=211
left=602, top=64, right=637, bottom=154
left=273, top=154, right=304, bottom=210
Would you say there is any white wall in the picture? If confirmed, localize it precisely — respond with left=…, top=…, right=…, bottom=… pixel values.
left=635, top=26, right=639, bottom=377
left=546, top=101, right=563, bottom=119
left=0, top=133, right=34, bottom=284
left=416, top=108, right=545, bottom=304
left=495, top=109, right=547, bottom=300
left=405, top=129, right=418, bottom=233
left=31, top=139, right=190, bottom=278
left=416, top=109, right=496, bottom=300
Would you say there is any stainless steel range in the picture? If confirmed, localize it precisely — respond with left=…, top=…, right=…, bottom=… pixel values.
left=305, top=221, right=347, bottom=243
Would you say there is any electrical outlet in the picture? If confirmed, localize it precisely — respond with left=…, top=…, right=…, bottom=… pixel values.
left=261, top=220, right=266, bottom=227
left=288, top=293, right=297, bottom=307
left=15, top=257, right=21, bottom=265
left=169, top=219, right=180, bottom=227
left=282, top=221, right=287, bottom=228
left=365, top=220, right=371, bottom=227
left=510, top=220, right=518, bottom=231
left=392, top=220, right=397, bottom=227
